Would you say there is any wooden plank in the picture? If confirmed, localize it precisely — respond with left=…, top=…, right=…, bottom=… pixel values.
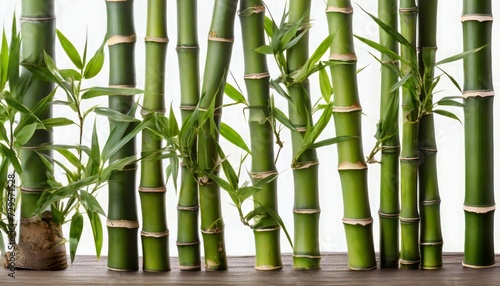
left=1, top=253, right=499, bottom=285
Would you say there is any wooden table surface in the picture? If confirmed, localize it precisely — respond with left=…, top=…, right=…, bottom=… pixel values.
left=1, top=253, right=499, bottom=285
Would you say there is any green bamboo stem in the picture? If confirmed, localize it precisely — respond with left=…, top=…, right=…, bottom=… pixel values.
left=417, top=0, right=443, bottom=270
left=378, top=0, right=400, bottom=269
left=139, top=0, right=170, bottom=272
left=399, top=0, right=420, bottom=270
left=462, top=0, right=495, bottom=268
left=176, top=0, right=201, bottom=271
left=240, top=0, right=282, bottom=271
left=105, top=0, right=139, bottom=271
left=327, top=0, right=376, bottom=270
left=17, top=0, right=67, bottom=270
left=287, top=0, right=320, bottom=270
left=198, top=0, right=238, bottom=271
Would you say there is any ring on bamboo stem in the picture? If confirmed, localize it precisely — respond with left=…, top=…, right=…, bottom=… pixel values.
left=399, top=259, right=420, bottom=265
left=342, top=217, right=373, bottom=226
left=141, top=230, right=169, bottom=238
left=332, top=104, right=362, bottom=113
left=20, top=186, right=45, bottom=194
left=201, top=227, right=224, bottom=235
left=179, top=265, right=202, bottom=271
left=176, top=241, right=200, bottom=246
left=325, top=6, right=353, bottom=14
left=106, top=219, right=139, bottom=229
left=462, top=262, right=496, bottom=269
left=329, top=53, right=357, bottom=62
left=400, top=156, right=419, bottom=162
left=381, top=60, right=400, bottom=66
left=295, top=126, right=307, bottom=133
left=139, top=186, right=166, bottom=193
left=117, top=165, right=138, bottom=172
left=421, top=199, right=441, bottom=205
left=292, top=160, right=319, bottom=170
left=349, top=264, right=377, bottom=271
left=399, top=217, right=420, bottom=223
left=463, top=205, right=496, bottom=214
left=254, top=226, right=281, bottom=232
left=238, top=5, right=266, bottom=16
left=197, top=175, right=213, bottom=186
left=399, top=7, right=418, bottom=13
left=177, top=205, right=199, bottom=211
left=176, top=45, right=199, bottom=50
left=462, top=90, right=495, bottom=98
left=338, top=161, right=367, bottom=171
left=20, top=16, right=55, bottom=21
left=208, top=34, right=234, bottom=43
left=461, top=14, right=494, bottom=22
left=180, top=105, right=197, bottom=111
left=145, top=36, right=169, bottom=43
left=250, top=170, right=278, bottom=179
left=107, top=35, right=137, bottom=46
left=140, top=108, right=166, bottom=117
left=419, top=147, right=438, bottom=153
left=255, top=265, right=283, bottom=271
left=293, top=254, right=322, bottom=259
left=378, top=211, right=399, bottom=218
left=420, top=241, right=443, bottom=246
left=244, top=72, right=270, bottom=80
left=293, top=208, right=321, bottom=214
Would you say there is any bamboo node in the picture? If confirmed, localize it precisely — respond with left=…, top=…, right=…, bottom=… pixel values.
left=292, top=160, right=319, bottom=170
left=255, top=265, right=283, bottom=271
left=421, top=199, right=441, bottom=205
left=400, top=156, right=419, bottom=162
left=180, top=105, right=197, bottom=111
left=176, top=241, right=200, bottom=246
left=461, top=14, right=494, bottom=22
left=250, top=170, right=278, bottom=179
left=462, top=90, right=495, bottom=98
left=107, top=35, right=137, bottom=46
left=399, top=259, right=420, bottom=265
left=106, top=219, right=139, bottom=229
left=20, top=16, right=55, bottom=21
left=141, top=108, right=166, bottom=117
left=400, top=217, right=420, bottom=223
left=399, top=7, right=418, bottom=13
left=378, top=211, right=399, bottom=218
left=332, top=103, right=362, bottom=113
left=254, top=226, right=281, bottom=232
left=179, top=265, right=202, bottom=271
left=420, top=241, right=443, bottom=246
left=20, top=186, right=45, bottom=194
left=176, top=45, right=199, bottom=50
left=342, top=217, right=373, bottom=226
left=329, top=53, right=358, bottom=62
left=145, top=36, right=169, bottom=43
left=348, top=264, right=377, bottom=271
left=244, top=72, right=270, bottom=80
left=141, top=230, right=169, bottom=238
left=238, top=5, right=266, bottom=16
left=462, top=262, right=496, bottom=269
left=381, top=59, right=400, bottom=66
left=201, top=227, right=224, bottom=234
left=463, top=204, right=495, bottom=214
left=293, top=254, right=322, bottom=259
left=325, top=6, right=353, bottom=14
left=337, top=161, right=367, bottom=171
left=208, top=34, right=234, bottom=43
left=419, top=147, right=438, bottom=153
left=177, top=205, right=199, bottom=211
left=197, top=175, right=213, bottom=185
left=139, top=186, right=166, bottom=193
left=295, top=126, right=307, bottom=133
left=293, top=208, right=321, bottom=214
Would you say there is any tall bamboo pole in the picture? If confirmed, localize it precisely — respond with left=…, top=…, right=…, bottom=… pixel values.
left=327, top=0, right=376, bottom=270
left=17, top=0, right=67, bottom=270
left=378, top=0, right=400, bottom=269
left=399, top=0, right=420, bottom=270
left=198, top=0, right=238, bottom=271
left=176, top=0, right=201, bottom=271
left=240, top=0, right=282, bottom=270
left=139, top=0, right=170, bottom=272
left=105, top=0, right=139, bottom=271
left=417, top=0, right=443, bottom=270
left=287, top=0, right=321, bottom=270
left=462, top=0, right=495, bottom=268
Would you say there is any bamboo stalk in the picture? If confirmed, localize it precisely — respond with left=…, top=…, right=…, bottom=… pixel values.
left=176, top=0, right=201, bottom=271
left=417, top=0, right=443, bottom=270
left=462, top=0, right=495, bottom=268
left=327, top=0, right=376, bottom=270
left=139, top=0, right=170, bottom=272
left=399, top=0, right=420, bottom=270
left=239, top=0, right=282, bottom=271
left=105, top=0, right=139, bottom=271
left=198, top=0, right=238, bottom=271
left=16, top=0, right=67, bottom=270
left=378, top=0, right=400, bottom=269
left=287, top=0, right=321, bottom=270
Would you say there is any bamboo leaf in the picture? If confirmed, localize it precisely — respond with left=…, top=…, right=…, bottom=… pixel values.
left=220, top=122, right=251, bottom=154
left=319, top=66, right=332, bottom=102
left=81, top=87, right=144, bottom=99
left=224, top=83, right=247, bottom=104
left=42, top=117, right=76, bottom=128
left=306, top=136, right=355, bottom=150
left=50, top=204, right=64, bottom=225
left=56, top=30, right=83, bottom=69
left=169, top=105, right=179, bottom=137
left=237, top=186, right=262, bottom=202
left=436, top=66, right=462, bottom=93
left=86, top=122, right=100, bottom=177
left=87, top=211, right=103, bottom=259
left=259, top=204, right=293, bottom=248
left=436, top=45, right=487, bottom=66
left=255, top=45, right=274, bottom=55
left=272, top=106, right=296, bottom=131
left=270, top=79, right=293, bottom=103
left=60, top=69, right=82, bottom=81
left=389, top=72, right=412, bottom=93
left=1, top=30, right=9, bottom=87
left=358, top=5, right=412, bottom=47
left=94, top=107, right=140, bottom=122
left=0, top=144, right=21, bottom=174
left=14, top=122, right=37, bottom=145
left=80, top=190, right=105, bottom=216
left=102, top=118, right=148, bottom=162
left=436, top=98, right=463, bottom=108
left=433, top=109, right=462, bottom=124
left=264, top=16, right=278, bottom=38
left=354, top=35, right=409, bottom=65
left=83, top=40, right=105, bottom=79
left=69, top=212, right=84, bottom=264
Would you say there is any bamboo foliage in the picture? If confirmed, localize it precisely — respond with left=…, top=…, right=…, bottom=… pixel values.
left=462, top=0, right=495, bottom=268
left=140, top=0, right=170, bottom=272
left=326, top=0, right=376, bottom=270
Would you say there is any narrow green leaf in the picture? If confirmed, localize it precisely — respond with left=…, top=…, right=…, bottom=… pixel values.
left=319, top=67, right=332, bottom=103
left=264, top=16, right=278, bottom=38
left=220, top=122, right=251, bottom=154
left=433, top=109, right=462, bottom=124
left=81, top=87, right=144, bottom=99
left=83, top=40, right=105, bottom=79
left=306, top=136, right=355, bottom=150
left=69, top=212, right=84, bottom=263
left=56, top=30, right=83, bottom=69
left=389, top=72, right=412, bottom=93
left=260, top=204, right=293, bottom=248
left=80, top=190, right=105, bottom=216
left=436, top=98, right=463, bottom=108
left=60, top=69, right=82, bottom=81
left=224, top=83, right=247, bottom=104
left=50, top=204, right=64, bottom=225
left=436, top=66, right=462, bottom=93
left=94, top=107, right=139, bottom=122
left=0, top=144, right=21, bottom=174
left=436, top=45, right=487, bottom=65
left=87, top=211, right=103, bottom=259
left=169, top=105, right=179, bottom=137
left=42, top=117, right=76, bottom=128
left=358, top=5, right=412, bottom=47
left=237, top=186, right=262, bottom=202
left=272, top=106, right=296, bottom=131
left=14, top=122, right=37, bottom=145
left=255, top=45, right=274, bottom=55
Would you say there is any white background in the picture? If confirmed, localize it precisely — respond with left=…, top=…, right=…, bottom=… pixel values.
left=0, top=0, right=499, bottom=261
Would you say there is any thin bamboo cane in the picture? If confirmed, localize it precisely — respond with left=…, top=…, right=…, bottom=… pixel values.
left=105, top=0, right=139, bottom=271
left=417, top=0, right=443, bottom=270
left=139, top=0, right=170, bottom=272
left=287, top=0, right=321, bottom=270
left=239, top=0, right=282, bottom=271
left=327, top=0, right=376, bottom=270
left=462, top=0, right=495, bottom=268
left=378, top=0, right=400, bottom=269
left=399, top=0, right=420, bottom=270
left=198, top=0, right=238, bottom=271
left=17, top=0, right=67, bottom=270
left=176, top=0, right=201, bottom=271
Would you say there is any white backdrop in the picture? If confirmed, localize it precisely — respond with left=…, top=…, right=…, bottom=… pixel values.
left=0, top=0, right=499, bottom=259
